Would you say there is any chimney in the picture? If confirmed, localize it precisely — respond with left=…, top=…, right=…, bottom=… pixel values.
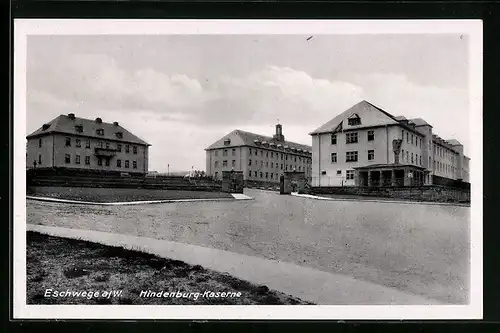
left=68, top=113, right=75, bottom=120
left=113, top=121, right=119, bottom=126
left=95, top=117, right=102, bottom=124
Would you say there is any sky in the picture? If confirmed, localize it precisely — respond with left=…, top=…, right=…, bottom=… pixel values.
left=26, top=34, right=470, bottom=172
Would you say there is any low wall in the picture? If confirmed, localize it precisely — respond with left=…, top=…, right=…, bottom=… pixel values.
left=311, top=185, right=470, bottom=204
left=245, top=180, right=280, bottom=191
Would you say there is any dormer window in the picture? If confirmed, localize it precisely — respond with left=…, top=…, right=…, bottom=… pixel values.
left=96, top=129, right=104, bottom=136
left=115, top=132, right=123, bottom=139
left=348, top=114, right=361, bottom=126
left=75, top=125, right=83, bottom=133
left=42, top=124, right=51, bottom=131
left=224, top=139, right=231, bottom=146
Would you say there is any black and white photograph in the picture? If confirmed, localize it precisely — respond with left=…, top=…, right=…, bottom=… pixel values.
left=13, top=19, right=482, bottom=320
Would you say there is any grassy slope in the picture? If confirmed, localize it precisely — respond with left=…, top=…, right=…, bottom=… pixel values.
left=26, top=231, right=312, bottom=305
left=27, top=186, right=233, bottom=202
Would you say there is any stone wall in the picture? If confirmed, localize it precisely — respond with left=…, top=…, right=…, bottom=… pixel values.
left=311, top=185, right=470, bottom=204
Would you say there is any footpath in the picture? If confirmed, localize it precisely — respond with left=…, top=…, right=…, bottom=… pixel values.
left=27, top=224, right=442, bottom=305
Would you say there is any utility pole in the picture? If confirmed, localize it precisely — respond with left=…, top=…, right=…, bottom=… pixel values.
left=167, top=164, right=169, bottom=176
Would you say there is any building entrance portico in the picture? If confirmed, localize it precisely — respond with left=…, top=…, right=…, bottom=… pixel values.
left=354, top=164, right=427, bottom=187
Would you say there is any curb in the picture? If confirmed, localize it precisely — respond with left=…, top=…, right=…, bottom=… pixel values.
left=290, top=193, right=470, bottom=207
left=26, top=193, right=253, bottom=206
left=26, top=224, right=443, bottom=306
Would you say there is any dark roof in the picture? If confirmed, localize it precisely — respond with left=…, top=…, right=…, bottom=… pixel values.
left=206, top=129, right=312, bottom=153
left=446, top=139, right=462, bottom=146
left=26, top=114, right=150, bottom=146
left=353, top=163, right=426, bottom=170
left=408, top=118, right=432, bottom=127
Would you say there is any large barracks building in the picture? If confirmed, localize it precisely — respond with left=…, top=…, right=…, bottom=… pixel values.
left=26, top=113, right=150, bottom=175
left=309, top=100, right=470, bottom=187
left=205, top=124, right=312, bottom=183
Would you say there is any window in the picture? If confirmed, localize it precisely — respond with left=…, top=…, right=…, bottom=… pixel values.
left=96, top=129, right=104, bottom=136
left=331, top=153, right=337, bottom=163
left=255, top=150, right=258, bottom=156
left=105, top=158, right=110, bottom=167
left=222, top=160, right=228, bottom=167
left=75, top=155, right=80, bottom=164
left=406, top=151, right=409, bottom=161
left=402, top=149, right=405, bottom=161
left=261, top=150, right=263, bottom=156
left=125, top=145, right=130, bottom=153
left=321, top=171, right=327, bottom=175
left=38, top=138, right=42, bottom=148
left=106, top=142, right=110, bottom=149
left=223, top=149, right=228, bottom=157
left=286, top=155, right=288, bottom=160
left=248, top=160, right=251, bottom=166
left=271, top=152, right=274, bottom=158
left=348, top=115, right=361, bottom=126
left=420, top=156, right=422, bottom=166
left=232, top=160, right=236, bottom=167
left=337, top=170, right=342, bottom=175
left=117, top=159, right=122, bottom=167
left=117, top=144, right=122, bottom=152
left=215, top=172, right=219, bottom=180
left=429, top=157, right=431, bottom=168
left=411, top=153, right=414, bottom=164
left=411, top=134, right=414, bottom=145
left=346, top=170, right=355, bottom=180
left=280, top=153, right=283, bottom=160
left=133, top=161, right=137, bottom=169
left=215, top=150, right=219, bottom=157
left=331, top=134, right=337, bottom=145
left=286, top=165, right=288, bottom=171
left=416, top=154, right=419, bottom=165
left=249, top=148, right=252, bottom=155
left=75, top=125, right=83, bottom=133
left=271, top=173, right=274, bottom=179
left=367, top=130, right=374, bottom=141
left=346, top=151, right=358, bottom=162
left=224, top=139, right=231, bottom=146
left=368, top=150, right=374, bottom=161
left=65, top=137, right=71, bottom=147
left=75, top=139, right=81, bottom=148
left=294, top=157, right=297, bottom=162
left=265, top=172, right=268, bottom=179
left=255, top=171, right=258, bottom=177
left=85, top=156, right=90, bottom=165
left=406, top=132, right=409, bottom=143
left=125, top=160, right=129, bottom=168
left=401, top=130, right=404, bottom=139
left=232, top=149, right=236, bottom=156
left=266, top=162, right=269, bottom=167
left=276, top=163, right=279, bottom=168
left=249, top=170, right=252, bottom=178
left=65, top=154, right=70, bottom=164
left=86, top=140, right=91, bottom=148
left=419, top=139, right=422, bottom=148
left=281, top=164, right=283, bottom=170
left=346, top=132, right=358, bottom=144
left=98, top=158, right=102, bottom=166
left=260, top=161, right=263, bottom=167
left=115, top=132, right=123, bottom=139
left=133, top=146, right=138, bottom=154
left=38, top=154, right=42, bottom=164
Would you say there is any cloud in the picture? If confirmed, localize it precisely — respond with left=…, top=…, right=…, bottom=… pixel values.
left=27, top=54, right=364, bottom=127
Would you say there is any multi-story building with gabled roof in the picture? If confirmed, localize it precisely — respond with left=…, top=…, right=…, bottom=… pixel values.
left=309, top=100, right=470, bottom=187
left=205, top=124, right=312, bottom=183
left=26, top=113, right=150, bottom=175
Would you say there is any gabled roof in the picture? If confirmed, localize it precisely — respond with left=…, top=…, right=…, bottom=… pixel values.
left=205, top=129, right=312, bottom=153
left=26, top=114, right=150, bottom=146
left=309, top=100, right=399, bottom=135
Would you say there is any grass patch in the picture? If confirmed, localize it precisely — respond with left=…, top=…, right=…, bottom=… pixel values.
left=26, top=231, right=313, bottom=305
left=27, top=186, right=234, bottom=203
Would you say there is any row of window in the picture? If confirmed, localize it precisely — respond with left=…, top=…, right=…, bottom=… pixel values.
left=214, top=159, right=309, bottom=172
left=215, top=148, right=311, bottom=163
left=74, top=124, right=123, bottom=139
left=402, top=130, right=422, bottom=148
left=434, top=160, right=455, bottom=175
left=247, top=171, right=280, bottom=180
left=63, top=154, right=138, bottom=169
left=433, top=144, right=455, bottom=161
left=400, top=149, right=423, bottom=166
left=57, top=137, right=138, bottom=154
